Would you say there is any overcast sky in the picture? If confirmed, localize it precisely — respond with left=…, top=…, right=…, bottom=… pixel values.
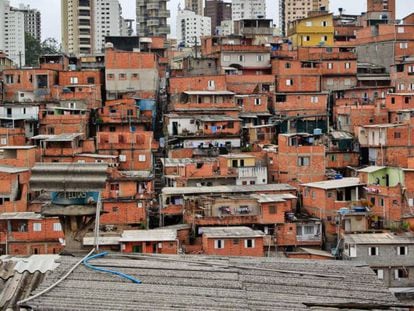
left=9, top=0, right=414, bottom=41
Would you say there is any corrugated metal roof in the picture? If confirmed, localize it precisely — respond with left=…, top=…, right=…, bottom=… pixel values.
left=344, top=233, right=414, bottom=245
left=22, top=254, right=405, bottom=310
left=357, top=166, right=386, bottom=173
left=11, top=255, right=60, bottom=274
left=30, top=163, right=108, bottom=191
left=251, top=193, right=297, bottom=203
left=202, top=226, right=265, bottom=238
left=0, top=212, right=42, bottom=220
left=184, top=90, right=235, bottom=95
left=0, top=165, right=29, bottom=174
left=83, top=236, right=121, bottom=246
left=45, top=133, right=83, bottom=142
left=330, top=131, right=354, bottom=140
left=0, top=146, right=36, bottom=150
left=196, top=115, right=241, bottom=122
left=119, top=229, right=177, bottom=242
left=162, top=158, right=217, bottom=166
left=162, top=184, right=296, bottom=195
left=301, top=178, right=362, bottom=190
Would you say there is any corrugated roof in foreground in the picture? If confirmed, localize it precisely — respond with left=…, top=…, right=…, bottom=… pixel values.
left=162, top=183, right=296, bottom=195
left=23, top=253, right=408, bottom=310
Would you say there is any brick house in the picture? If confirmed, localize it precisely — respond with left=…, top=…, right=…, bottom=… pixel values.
left=201, top=226, right=265, bottom=257
left=120, top=229, right=179, bottom=254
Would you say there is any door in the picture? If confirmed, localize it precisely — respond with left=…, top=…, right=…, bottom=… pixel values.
left=132, top=245, right=142, bottom=253
left=6, top=108, right=12, bottom=118
left=172, top=122, right=178, bottom=135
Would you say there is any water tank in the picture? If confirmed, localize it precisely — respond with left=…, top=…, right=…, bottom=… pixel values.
left=313, top=128, right=322, bottom=135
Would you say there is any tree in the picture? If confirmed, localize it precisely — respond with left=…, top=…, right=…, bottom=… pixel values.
left=41, top=38, right=61, bottom=55
left=25, top=32, right=41, bottom=67
left=25, top=34, right=62, bottom=67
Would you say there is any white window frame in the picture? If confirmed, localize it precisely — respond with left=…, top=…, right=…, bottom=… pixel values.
left=311, top=96, right=318, bottom=103
left=70, top=77, right=79, bottom=84
left=254, top=98, right=261, bottom=105
left=368, top=246, right=379, bottom=256
left=244, top=239, right=255, bottom=248
left=397, top=246, right=408, bottom=256
left=214, top=239, right=224, bottom=249
left=400, top=42, right=408, bottom=49
left=138, top=154, right=146, bottom=162
left=286, top=79, right=293, bottom=86
left=53, top=222, right=62, bottom=232
left=33, top=223, right=42, bottom=232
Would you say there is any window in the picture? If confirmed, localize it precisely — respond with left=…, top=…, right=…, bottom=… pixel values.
left=327, top=63, right=333, bottom=69
left=107, top=73, right=114, bottom=80
left=327, top=78, right=334, bottom=86
left=110, top=183, right=119, bottom=191
left=214, top=239, right=224, bottom=249
left=254, top=98, right=261, bottom=105
left=257, top=55, right=264, bottom=62
left=269, top=205, right=276, bottom=214
left=398, top=27, right=405, bottom=33
left=394, top=132, right=401, bottom=139
left=368, top=247, right=379, bottom=256
left=5, top=75, right=14, bottom=84
left=87, top=77, right=95, bottom=84
left=223, top=55, right=230, bottom=62
left=285, top=63, right=291, bottom=69
left=131, top=73, right=139, bottom=80
left=304, top=225, right=314, bottom=235
left=286, top=79, right=293, bottom=86
left=303, top=35, right=310, bottom=42
left=345, top=62, right=351, bottom=69
left=297, top=156, right=310, bottom=166
left=311, top=96, right=318, bottom=103
left=33, top=223, right=42, bottom=232
left=321, top=36, right=328, bottom=42
left=276, top=95, right=287, bottom=102
left=119, top=73, right=127, bottom=80
left=374, top=269, right=384, bottom=280
left=395, top=268, right=409, bottom=279
left=238, top=55, right=245, bottom=62
left=400, top=42, right=408, bottom=49
left=344, top=79, right=351, bottom=86
left=208, top=80, right=215, bottom=89
left=233, top=239, right=239, bottom=245
left=397, top=246, right=408, bottom=256
left=53, top=223, right=62, bottom=231
left=321, top=20, right=327, bottom=27
left=244, top=239, right=255, bottom=248
left=138, top=154, right=146, bottom=162
left=70, top=77, right=78, bottom=84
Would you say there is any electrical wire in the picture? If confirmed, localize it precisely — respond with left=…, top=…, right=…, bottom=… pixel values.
left=17, top=248, right=96, bottom=306
left=82, top=252, right=142, bottom=284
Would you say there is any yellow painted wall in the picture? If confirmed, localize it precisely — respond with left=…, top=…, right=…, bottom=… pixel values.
left=288, top=14, right=334, bottom=47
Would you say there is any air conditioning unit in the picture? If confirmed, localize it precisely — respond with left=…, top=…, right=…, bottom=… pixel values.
left=119, top=155, right=126, bottom=162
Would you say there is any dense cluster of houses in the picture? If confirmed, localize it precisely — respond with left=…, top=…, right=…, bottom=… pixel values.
left=1, top=2, right=414, bottom=291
